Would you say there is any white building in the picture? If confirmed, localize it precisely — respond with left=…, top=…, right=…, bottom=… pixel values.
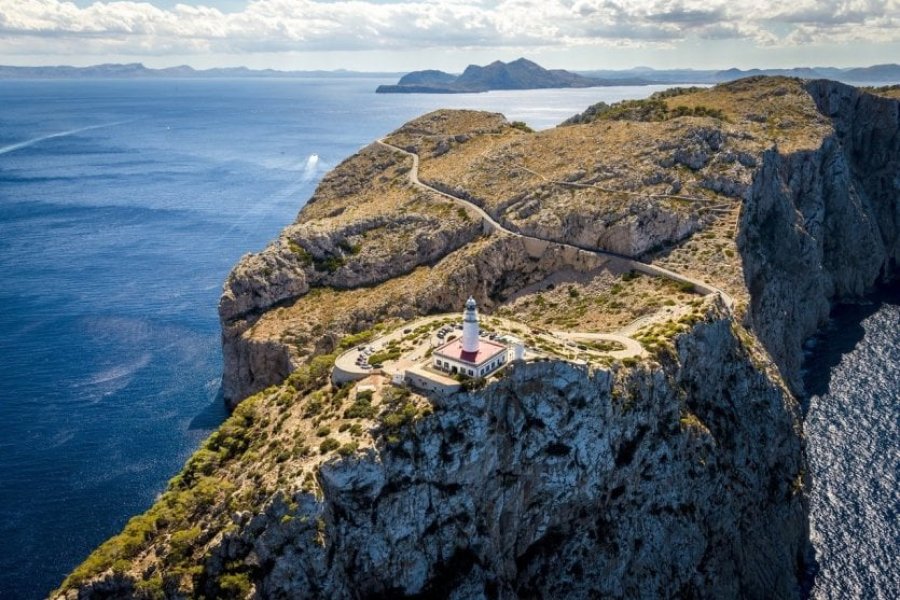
left=432, top=297, right=508, bottom=378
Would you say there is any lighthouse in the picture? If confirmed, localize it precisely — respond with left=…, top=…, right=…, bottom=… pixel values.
left=462, top=296, right=480, bottom=353
left=432, top=296, right=508, bottom=378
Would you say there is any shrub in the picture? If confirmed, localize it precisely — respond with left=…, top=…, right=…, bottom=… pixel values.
left=287, top=353, right=338, bottom=393
left=315, top=425, right=331, bottom=437
left=313, top=254, right=346, bottom=273
left=319, top=438, right=340, bottom=454
left=287, top=241, right=313, bottom=265
left=167, top=526, right=201, bottom=563
left=337, top=442, right=359, bottom=457
left=381, top=402, right=419, bottom=429
left=338, top=329, right=375, bottom=350
left=344, top=393, right=377, bottom=419
left=303, top=398, right=324, bottom=418
left=367, top=348, right=402, bottom=366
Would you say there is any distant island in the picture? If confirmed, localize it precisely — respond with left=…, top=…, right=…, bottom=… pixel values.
left=375, top=58, right=648, bottom=93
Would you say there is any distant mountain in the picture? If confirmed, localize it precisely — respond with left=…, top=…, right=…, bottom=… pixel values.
left=376, top=58, right=651, bottom=93
left=3, top=61, right=897, bottom=87
left=397, top=70, right=458, bottom=86
left=577, top=65, right=899, bottom=85
left=841, top=64, right=900, bottom=83
left=0, top=63, right=402, bottom=79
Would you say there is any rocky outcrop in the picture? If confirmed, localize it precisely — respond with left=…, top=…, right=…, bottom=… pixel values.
left=738, top=80, right=900, bottom=392
left=198, top=303, right=808, bottom=599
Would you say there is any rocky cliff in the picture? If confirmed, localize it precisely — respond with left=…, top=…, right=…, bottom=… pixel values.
left=739, top=80, right=900, bottom=391
left=196, top=302, right=807, bottom=600
left=55, top=78, right=898, bottom=599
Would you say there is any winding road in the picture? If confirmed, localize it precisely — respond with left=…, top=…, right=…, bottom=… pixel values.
left=376, top=138, right=735, bottom=310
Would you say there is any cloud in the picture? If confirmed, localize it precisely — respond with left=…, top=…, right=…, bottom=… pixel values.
left=0, top=0, right=897, bottom=58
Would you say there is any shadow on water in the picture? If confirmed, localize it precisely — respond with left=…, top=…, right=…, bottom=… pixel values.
left=801, top=279, right=900, bottom=408
left=188, top=386, right=229, bottom=430
left=798, top=278, right=900, bottom=599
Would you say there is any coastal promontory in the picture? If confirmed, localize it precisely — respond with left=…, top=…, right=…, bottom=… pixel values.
left=54, top=77, right=899, bottom=599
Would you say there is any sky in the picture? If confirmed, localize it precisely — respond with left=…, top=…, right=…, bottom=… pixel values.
left=0, top=0, right=898, bottom=72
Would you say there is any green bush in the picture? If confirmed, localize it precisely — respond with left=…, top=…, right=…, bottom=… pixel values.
left=344, top=393, right=377, bottom=419
left=287, top=241, right=313, bottom=265
left=313, top=254, right=346, bottom=273
left=319, top=438, right=341, bottom=454
left=337, top=442, right=359, bottom=457
left=338, top=329, right=375, bottom=350
left=367, top=348, right=402, bottom=365
left=287, top=353, right=337, bottom=393
left=167, top=527, right=201, bottom=563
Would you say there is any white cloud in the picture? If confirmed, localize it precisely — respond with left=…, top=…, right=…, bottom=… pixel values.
left=0, top=0, right=897, bottom=59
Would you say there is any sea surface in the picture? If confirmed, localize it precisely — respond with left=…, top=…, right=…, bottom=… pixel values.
left=0, top=78, right=671, bottom=599
left=803, top=283, right=900, bottom=599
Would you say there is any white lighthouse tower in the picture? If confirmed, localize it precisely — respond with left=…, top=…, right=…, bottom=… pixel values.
left=461, top=296, right=480, bottom=353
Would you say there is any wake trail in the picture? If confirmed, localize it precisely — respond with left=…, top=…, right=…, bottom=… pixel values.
left=0, top=120, right=134, bottom=156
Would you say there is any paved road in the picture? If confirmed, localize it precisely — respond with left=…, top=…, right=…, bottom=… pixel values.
left=376, top=138, right=735, bottom=311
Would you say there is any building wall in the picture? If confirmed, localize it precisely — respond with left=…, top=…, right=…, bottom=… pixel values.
left=404, top=369, right=460, bottom=395
left=433, top=352, right=508, bottom=378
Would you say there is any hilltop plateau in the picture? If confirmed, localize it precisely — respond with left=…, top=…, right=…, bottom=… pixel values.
left=55, top=77, right=899, bottom=599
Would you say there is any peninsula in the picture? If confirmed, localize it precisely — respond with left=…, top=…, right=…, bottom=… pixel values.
left=55, top=77, right=899, bottom=599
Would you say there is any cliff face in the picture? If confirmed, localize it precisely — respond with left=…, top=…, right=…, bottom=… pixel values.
left=739, top=80, right=900, bottom=391
left=196, top=304, right=807, bottom=599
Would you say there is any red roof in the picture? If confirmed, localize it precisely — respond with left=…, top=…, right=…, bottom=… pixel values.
left=434, top=338, right=506, bottom=366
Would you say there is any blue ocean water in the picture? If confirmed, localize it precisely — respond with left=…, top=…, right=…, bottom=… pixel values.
left=0, top=78, right=672, bottom=599
left=803, top=283, right=900, bottom=599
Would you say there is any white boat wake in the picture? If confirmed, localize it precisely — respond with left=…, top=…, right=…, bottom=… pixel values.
left=0, top=120, right=133, bottom=156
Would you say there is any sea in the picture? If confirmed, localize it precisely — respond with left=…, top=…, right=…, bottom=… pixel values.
left=0, top=77, right=896, bottom=599
left=802, top=282, right=900, bottom=600
left=0, top=77, right=670, bottom=599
